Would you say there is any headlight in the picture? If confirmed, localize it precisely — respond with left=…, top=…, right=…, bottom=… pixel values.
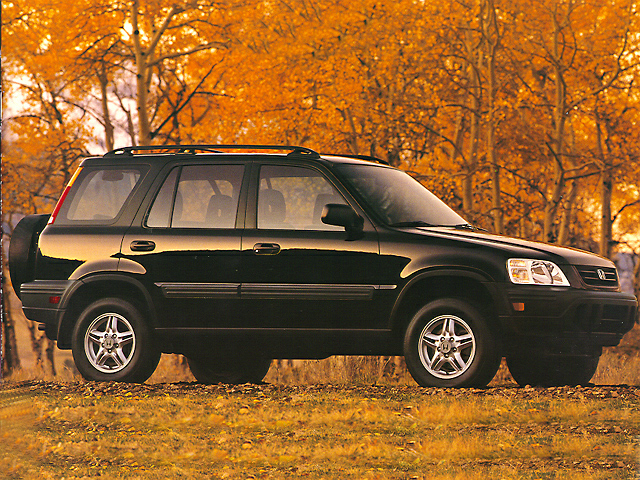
left=507, top=259, right=570, bottom=286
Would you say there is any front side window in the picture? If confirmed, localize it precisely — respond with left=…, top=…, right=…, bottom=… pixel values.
left=146, top=164, right=244, bottom=229
left=60, top=167, right=145, bottom=224
left=257, top=165, right=346, bottom=230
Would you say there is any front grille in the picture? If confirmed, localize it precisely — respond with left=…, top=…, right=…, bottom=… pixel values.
left=575, top=266, right=619, bottom=288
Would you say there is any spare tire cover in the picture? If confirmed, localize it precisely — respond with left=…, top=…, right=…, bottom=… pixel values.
left=8, top=214, right=50, bottom=299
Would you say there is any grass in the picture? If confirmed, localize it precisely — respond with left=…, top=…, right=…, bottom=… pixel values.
left=1, top=381, right=638, bottom=479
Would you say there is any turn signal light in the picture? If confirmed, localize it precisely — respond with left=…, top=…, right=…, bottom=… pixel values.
left=512, top=302, right=525, bottom=312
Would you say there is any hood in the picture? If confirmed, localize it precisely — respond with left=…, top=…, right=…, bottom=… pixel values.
left=411, top=227, right=615, bottom=268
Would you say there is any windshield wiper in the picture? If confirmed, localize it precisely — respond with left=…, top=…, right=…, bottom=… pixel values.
left=452, top=223, right=487, bottom=232
left=389, top=221, right=437, bottom=227
left=390, top=221, right=487, bottom=231
left=453, top=223, right=475, bottom=231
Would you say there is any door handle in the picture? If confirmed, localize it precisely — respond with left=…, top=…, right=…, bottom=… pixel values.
left=130, top=240, right=156, bottom=252
left=253, top=243, right=281, bottom=255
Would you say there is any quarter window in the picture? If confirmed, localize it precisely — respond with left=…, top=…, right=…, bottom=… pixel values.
left=61, top=167, right=145, bottom=223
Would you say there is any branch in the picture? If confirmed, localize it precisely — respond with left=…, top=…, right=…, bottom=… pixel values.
left=500, top=164, right=547, bottom=203
left=147, top=5, right=183, bottom=59
left=613, top=198, right=640, bottom=224
left=148, top=41, right=228, bottom=66
left=150, top=62, right=220, bottom=138
left=405, top=119, right=468, bottom=164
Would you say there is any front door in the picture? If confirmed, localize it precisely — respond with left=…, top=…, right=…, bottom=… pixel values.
left=241, top=164, right=385, bottom=331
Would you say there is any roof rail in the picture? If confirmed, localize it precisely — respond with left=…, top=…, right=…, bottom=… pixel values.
left=104, top=145, right=320, bottom=158
left=331, top=153, right=390, bottom=165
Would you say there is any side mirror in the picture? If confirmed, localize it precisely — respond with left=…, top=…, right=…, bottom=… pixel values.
left=321, top=204, right=364, bottom=240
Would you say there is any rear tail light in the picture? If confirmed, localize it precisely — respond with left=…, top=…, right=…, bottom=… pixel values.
left=48, top=167, right=83, bottom=225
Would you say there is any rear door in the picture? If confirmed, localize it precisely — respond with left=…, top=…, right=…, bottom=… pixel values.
left=122, top=162, right=247, bottom=329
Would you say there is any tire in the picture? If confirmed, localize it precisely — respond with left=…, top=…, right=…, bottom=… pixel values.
left=71, top=298, right=160, bottom=383
left=187, top=351, right=272, bottom=385
left=506, top=351, right=600, bottom=387
left=403, top=298, right=501, bottom=388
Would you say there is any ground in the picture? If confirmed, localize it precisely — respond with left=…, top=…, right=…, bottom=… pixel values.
left=1, top=381, right=639, bottom=479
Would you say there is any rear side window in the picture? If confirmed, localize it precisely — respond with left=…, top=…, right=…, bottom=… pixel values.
left=57, top=167, right=146, bottom=224
left=146, top=164, right=244, bottom=229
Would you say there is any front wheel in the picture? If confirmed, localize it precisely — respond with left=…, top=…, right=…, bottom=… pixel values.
left=403, top=298, right=501, bottom=388
left=71, top=298, right=160, bottom=383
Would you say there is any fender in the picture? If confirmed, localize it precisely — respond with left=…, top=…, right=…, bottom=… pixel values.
left=389, top=266, right=503, bottom=327
left=58, top=272, right=159, bottom=346
left=398, top=249, right=504, bottom=282
left=69, top=257, right=146, bottom=280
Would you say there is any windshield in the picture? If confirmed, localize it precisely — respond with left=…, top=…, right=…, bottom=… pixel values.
left=335, top=164, right=467, bottom=227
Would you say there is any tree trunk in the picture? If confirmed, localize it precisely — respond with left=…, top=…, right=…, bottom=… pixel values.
left=24, top=309, right=56, bottom=376
left=463, top=29, right=481, bottom=218
left=135, top=63, right=152, bottom=146
left=2, top=246, right=22, bottom=377
left=26, top=321, right=45, bottom=371
left=46, top=339, right=57, bottom=377
left=98, top=65, right=115, bottom=151
left=596, top=120, right=613, bottom=258
left=449, top=108, right=473, bottom=217
left=131, top=0, right=184, bottom=146
left=634, top=256, right=640, bottom=305
left=543, top=13, right=568, bottom=244
left=557, top=179, right=577, bottom=246
left=484, top=0, right=503, bottom=234
left=132, top=0, right=154, bottom=146
left=2, top=285, right=22, bottom=377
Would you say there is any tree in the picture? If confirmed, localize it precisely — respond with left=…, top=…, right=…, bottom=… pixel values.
left=504, top=0, right=639, bottom=247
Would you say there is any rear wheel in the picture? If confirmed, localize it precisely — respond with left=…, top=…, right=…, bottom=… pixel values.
left=506, top=350, right=600, bottom=387
left=187, top=351, right=272, bottom=385
left=403, top=298, right=501, bottom=388
left=72, top=298, right=160, bottom=383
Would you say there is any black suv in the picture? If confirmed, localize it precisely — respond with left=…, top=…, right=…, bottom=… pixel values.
left=9, top=145, right=638, bottom=387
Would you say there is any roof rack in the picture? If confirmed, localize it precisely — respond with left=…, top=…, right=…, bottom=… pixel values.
left=104, top=145, right=320, bottom=159
left=330, top=153, right=390, bottom=165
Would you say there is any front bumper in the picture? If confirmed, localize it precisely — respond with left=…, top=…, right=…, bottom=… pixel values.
left=498, top=285, right=638, bottom=352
